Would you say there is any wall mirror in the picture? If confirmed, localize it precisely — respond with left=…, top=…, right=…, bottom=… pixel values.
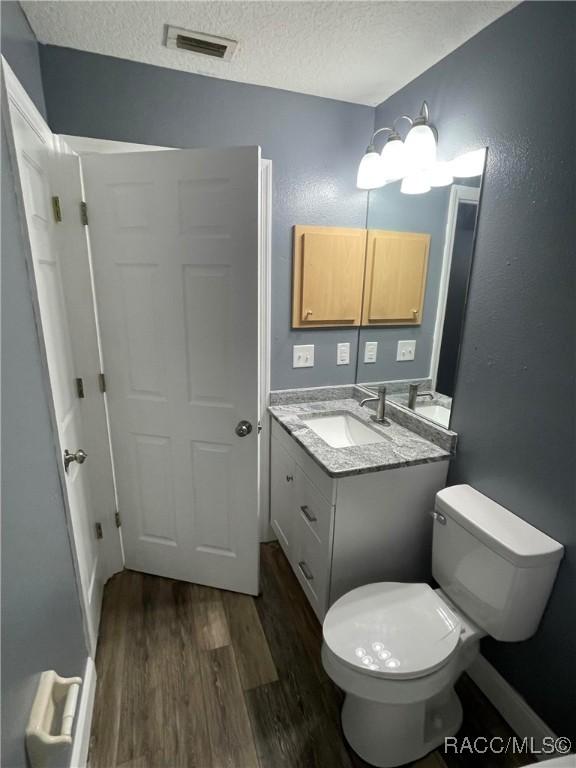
left=355, top=148, right=487, bottom=429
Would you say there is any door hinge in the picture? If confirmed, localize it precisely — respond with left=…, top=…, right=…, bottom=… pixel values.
left=52, top=196, right=62, bottom=223
left=114, top=511, right=121, bottom=528
left=75, top=377, right=85, bottom=399
left=80, top=201, right=88, bottom=226
left=95, top=522, right=104, bottom=540
left=98, top=373, right=106, bottom=393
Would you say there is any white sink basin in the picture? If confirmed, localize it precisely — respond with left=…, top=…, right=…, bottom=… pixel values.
left=301, top=413, right=388, bottom=448
left=415, top=404, right=451, bottom=428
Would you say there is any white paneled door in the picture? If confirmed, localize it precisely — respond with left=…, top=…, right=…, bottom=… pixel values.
left=82, top=148, right=261, bottom=594
left=3, top=63, right=105, bottom=653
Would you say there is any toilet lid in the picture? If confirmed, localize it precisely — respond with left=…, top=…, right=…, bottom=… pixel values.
left=323, top=583, right=461, bottom=680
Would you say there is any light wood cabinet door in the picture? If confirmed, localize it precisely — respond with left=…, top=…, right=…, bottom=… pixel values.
left=292, top=225, right=367, bottom=328
left=362, top=230, right=430, bottom=325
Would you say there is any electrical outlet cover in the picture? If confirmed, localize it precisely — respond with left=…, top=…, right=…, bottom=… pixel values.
left=364, top=341, right=378, bottom=363
left=337, top=342, right=350, bottom=365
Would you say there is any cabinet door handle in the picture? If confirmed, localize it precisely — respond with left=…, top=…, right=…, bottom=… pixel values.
left=300, top=505, right=317, bottom=523
left=298, top=560, right=314, bottom=581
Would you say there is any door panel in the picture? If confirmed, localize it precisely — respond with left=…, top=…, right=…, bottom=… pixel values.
left=82, top=147, right=260, bottom=594
left=6, top=93, right=102, bottom=650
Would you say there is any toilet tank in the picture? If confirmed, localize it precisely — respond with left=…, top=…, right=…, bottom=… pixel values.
left=432, top=485, right=563, bottom=641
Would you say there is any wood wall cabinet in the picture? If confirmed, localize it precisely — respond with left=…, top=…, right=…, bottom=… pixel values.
left=292, top=225, right=367, bottom=328
left=270, top=418, right=449, bottom=621
left=362, top=229, right=430, bottom=326
left=292, top=225, right=430, bottom=329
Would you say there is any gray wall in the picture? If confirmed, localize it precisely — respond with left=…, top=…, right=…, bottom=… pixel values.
left=38, top=45, right=374, bottom=390
left=375, top=1, right=575, bottom=737
left=358, top=183, right=451, bottom=383
left=1, top=4, right=88, bottom=767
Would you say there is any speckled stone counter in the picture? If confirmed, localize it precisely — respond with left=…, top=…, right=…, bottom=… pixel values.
left=268, top=397, right=452, bottom=478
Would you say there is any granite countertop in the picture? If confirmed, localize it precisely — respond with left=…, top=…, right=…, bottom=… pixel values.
left=268, top=397, right=452, bottom=478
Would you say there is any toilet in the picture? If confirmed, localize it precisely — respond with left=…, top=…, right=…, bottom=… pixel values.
left=321, top=484, right=564, bottom=768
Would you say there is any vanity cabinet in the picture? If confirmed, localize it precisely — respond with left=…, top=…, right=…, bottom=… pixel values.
left=362, top=229, right=430, bottom=326
left=270, top=418, right=449, bottom=621
left=292, top=225, right=367, bottom=328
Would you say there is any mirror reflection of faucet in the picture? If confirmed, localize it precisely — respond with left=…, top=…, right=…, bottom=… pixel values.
left=408, top=383, right=434, bottom=410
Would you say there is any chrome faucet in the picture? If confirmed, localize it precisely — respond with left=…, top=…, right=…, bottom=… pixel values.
left=360, top=385, right=388, bottom=424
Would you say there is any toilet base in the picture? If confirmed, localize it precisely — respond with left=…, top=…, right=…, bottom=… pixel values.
left=341, top=687, right=463, bottom=767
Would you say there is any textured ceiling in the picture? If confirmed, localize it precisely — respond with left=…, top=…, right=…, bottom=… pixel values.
left=22, top=1, right=517, bottom=106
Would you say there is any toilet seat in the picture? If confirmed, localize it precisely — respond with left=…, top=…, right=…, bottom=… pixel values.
left=323, top=582, right=461, bottom=680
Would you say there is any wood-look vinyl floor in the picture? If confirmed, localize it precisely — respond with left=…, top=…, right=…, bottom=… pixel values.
left=89, top=543, right=531, bottom=768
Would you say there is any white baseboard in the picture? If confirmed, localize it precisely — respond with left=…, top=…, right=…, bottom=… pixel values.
left=468, top=654, right=557, bottom=758
left=70, top=657, right=97, bottom=768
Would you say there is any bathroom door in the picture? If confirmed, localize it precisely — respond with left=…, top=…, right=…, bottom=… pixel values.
left=82, top=147, right=261, bottom=594
left=3, top=60, right=105, bottom=652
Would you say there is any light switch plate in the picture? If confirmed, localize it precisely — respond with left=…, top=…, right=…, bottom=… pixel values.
left=293, top=344, right=314, bottom=368
left=364, top=341, right=378, bottom=363
left=337, top=342, right=350, bottom=365
left=397, top=340, right=416, bottom=361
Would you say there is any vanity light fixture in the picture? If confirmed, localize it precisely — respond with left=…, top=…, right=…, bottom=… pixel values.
left=427, top=161, right=454, bottom=188
left=357, top=142, right=385, bottom=190
left=356, top=101, right=438, bottom=192
left=404, top=102, right=437, bottom=174
left=450, top=148, right=486, bottom=178
left=400, top=174, right=431, bottom=195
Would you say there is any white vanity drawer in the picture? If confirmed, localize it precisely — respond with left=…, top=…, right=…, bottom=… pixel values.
left=295, top=466, right=333, bottom=546
left=294, top=512, right=330, bottom=621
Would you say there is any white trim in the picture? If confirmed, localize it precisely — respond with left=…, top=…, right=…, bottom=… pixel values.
left=1, top=56, right=97, bottom=656
left=259, top=159, right=273, bottom=541
left=429, top=184, right=480, bottom=389
left=468, top=655, right=558, bottom=758
left=59, top=134, right=173, bottom=154
left=70, top=657, right=97, bottom=768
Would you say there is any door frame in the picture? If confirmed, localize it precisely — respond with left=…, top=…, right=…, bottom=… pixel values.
left=429, top=183, right=480, bottom=389
left=1, top=56, right=124, bottom=655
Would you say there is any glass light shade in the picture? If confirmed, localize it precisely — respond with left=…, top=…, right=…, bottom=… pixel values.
left=404, top=123, right=437, bottom=173
left=450, top=148, right=486, bottom=178
left=357, top=150, right=385, bottom=190
left=400, top=174, right=431, bottom=195
left=380, top=137, right=407, bottom=182
left=428, top=161, right=454, bottom=188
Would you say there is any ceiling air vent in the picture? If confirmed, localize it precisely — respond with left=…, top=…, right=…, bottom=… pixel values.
left=164, top=25, right=238, bottom=61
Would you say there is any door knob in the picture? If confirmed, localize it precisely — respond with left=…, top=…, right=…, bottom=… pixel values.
left=235, top=420, right=253, bottom=438
left=64, top=448, right=87, bottom=472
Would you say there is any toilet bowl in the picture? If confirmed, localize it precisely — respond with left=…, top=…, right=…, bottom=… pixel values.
left=322, top=582, right=483, bottom=766
left=322, top=485, right=564, bottom=768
